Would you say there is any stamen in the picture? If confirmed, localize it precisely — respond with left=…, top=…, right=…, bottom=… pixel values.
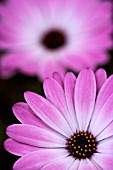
left=66, top=131, right=97, bottom=160
left=41, top=29, right=66, bottom=50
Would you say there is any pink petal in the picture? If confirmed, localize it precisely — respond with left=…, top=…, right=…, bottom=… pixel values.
left=41, top=157, right=74, bottom=170
left=69, top=159, right=80, bottom=170
left=78, top=159, right=97, bottom=170
left=91, top=94, right=113, bottom=136
left=89, top=75, right=113, bottom=131
left=96, top=121, right=113, bottom=141
left=97, top=139, right=113, bottom=154
left=92, top=153, right=113, bottom=169
left=44, top=77, right=75, bottom=132
left=6, top=124, right=66, bottom=148
left=95, top=68, right=107, bottom=93
left=64, top=72, right=79, bottom=130
left=13, top=149, right=68, bottom=170
left=52, top=72, right=64, bottom=88
left=38, top=60, right=65, bottom=80
left=4, top=139, right=39, bottom=156
left=24, top=92, right=72, bottom=137
left=13, top=102, right=50, bottom=129
left=74, top=69, right=96, bottom=131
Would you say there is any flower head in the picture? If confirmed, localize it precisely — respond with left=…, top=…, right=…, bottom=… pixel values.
left=4, top=68, right=113, bottom=169
left=0, top=0, right=112, bottom=79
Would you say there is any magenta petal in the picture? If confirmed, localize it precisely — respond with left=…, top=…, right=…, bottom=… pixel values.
left=92, top=153, right=113, bottom=169
left=41, top=157, right=74, bottom=170
left=95, top=68, right=107, bottom=93
left=44, top=77, right=75, bottom=132
left=89, top=75, right=113, bottom=131
left=64, top=72, right=78, bottom=130
left=97, top=139, right=113, bottom=154
left=4, top=139, right=39, bottom=156
left=96, top=121, right=113, bottom=141
left=74, top=69, right=96, bottom=131
left=52, top=72, right=64, bottom=88
left=6, top=124, right=66, bottom=148
left=24, top=92, right=72, bottom=137
left=91, top=94, right=113, bottom=136
left=13, top=102, right=51, bottom=130
left=69, top=159, right=80, bottom=170
left=78, top=159, right=97, bottom=170
left=13, top=149, right=68, bottom=170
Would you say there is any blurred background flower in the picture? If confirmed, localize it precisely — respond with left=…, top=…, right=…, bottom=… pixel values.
left=0, top=0, right=112, bottom=80
left=0, top=0, right=113, bottom=169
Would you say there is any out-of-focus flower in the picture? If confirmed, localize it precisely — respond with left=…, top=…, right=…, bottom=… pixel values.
left=4, top=68, right=113, bottom=169
left=0, top=0, right=112, bottom=80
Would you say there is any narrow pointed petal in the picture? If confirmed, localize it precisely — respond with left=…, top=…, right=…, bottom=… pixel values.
left=95, top=68, right=107, bottom=93
left=52, top=72, right=64, bottom=88
left=6, top=124, right=66, bottom=148
left=92, top=153, right=113, bottom=169
left=24, top=92, right=72, bottom=137
left=44, top=77, right=75, bottom=132
left=91, top=94, right=113, bottom=136
left=89, top=75, right=113, bottom=131
left=41, top=157, right=74, bottom=170
left=4, top=139, right=39, bottom=156
left=13, top=149, right=68, bottom=170
left=13, top=102, right=50, bottom=129
left=70, top=159, right=80, bottom=170
left=97, top=139, right=113, bottom=154
left=78, top=159, right=97, bottom=170
left=64, top=72, right=78, bottom=130
left=74, top=69, right=96, bottom=131
left=96, top=121, right=113, bottom=141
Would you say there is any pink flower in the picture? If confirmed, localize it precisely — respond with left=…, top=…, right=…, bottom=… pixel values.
left=0, top=0, right=112, bottom=80
left=4, top=68, right=113, bottom=169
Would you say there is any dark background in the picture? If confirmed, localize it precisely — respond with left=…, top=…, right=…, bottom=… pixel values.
left=0, top=0, right=113, bottom=169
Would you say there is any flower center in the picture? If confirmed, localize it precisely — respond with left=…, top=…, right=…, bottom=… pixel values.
left=41, top=29, right=66, bottom=50
left=66, top=131, right=97, bottom=160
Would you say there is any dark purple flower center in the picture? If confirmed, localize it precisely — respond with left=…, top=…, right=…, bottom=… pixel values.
left=41, top=29, right=66, bottom=50
left=66, top=131, right=97, bottom=159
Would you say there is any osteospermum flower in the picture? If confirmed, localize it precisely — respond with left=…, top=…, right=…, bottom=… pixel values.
left=4, top=68, right=113, bottom=169
left=0, top=0, right=112, bottom=79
